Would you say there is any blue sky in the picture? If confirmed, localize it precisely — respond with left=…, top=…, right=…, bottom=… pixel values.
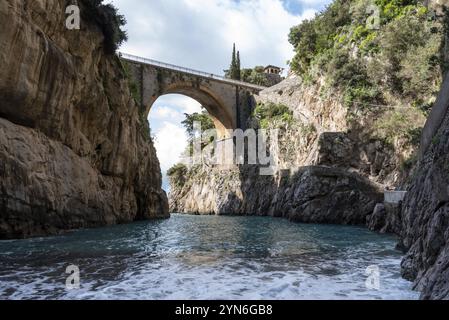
left=107, top=0, right=332, bottom=190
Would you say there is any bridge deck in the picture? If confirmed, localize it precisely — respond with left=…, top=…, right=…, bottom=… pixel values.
left=119, top=52, right=267, bottom=91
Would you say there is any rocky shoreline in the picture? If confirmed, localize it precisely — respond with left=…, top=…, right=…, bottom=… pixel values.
left=170, top=164, right=383, bottom=225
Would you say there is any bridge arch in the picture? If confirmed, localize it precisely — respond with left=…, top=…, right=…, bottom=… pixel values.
left=146, top=83, right=235, bottom=139
left=121, top=53, right=265, bottom=140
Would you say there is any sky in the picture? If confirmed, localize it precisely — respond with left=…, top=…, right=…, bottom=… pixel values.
left=107, top=0, right=332, bottom=190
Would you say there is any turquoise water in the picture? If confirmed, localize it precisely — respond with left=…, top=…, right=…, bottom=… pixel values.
left=0, top=214, right=418, bottom=300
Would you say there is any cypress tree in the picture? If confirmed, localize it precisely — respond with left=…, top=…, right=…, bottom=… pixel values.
left=232, top=43, right=237, bottom=67
left=236, top=51, right=241, bottom=80
left=229, top=43, right=237, bottom=79
left=227, top=43, right=242, bottom=80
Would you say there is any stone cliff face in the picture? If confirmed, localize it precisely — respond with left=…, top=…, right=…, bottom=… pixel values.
left=169, top=73, right=407, bottom=223
left=170, top=165, right=383, bottom=225
left=400, top=73, right=449, bottom=300
left=257, top=75, right=348, bottom=133
left=0, top=0, right=168, bottom=239
left=257, top=75, right=422, bottom=188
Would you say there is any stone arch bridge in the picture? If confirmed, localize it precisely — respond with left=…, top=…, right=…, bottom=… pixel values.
left=120, top=53, right=266, bottom=138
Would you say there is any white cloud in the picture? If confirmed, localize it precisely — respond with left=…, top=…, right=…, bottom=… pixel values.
left=153, top=121, right=189, bottom=173
left=295, top=0, right=329, bottom=5
left=148, top=95, right=203, bottom=190
left=151, top=106, right=183, bottom=121
left=152, top=95, right=203, bottom=115
left=149, top=94, right=202, bottom=130
left=110, top=0, right=322, bottom=73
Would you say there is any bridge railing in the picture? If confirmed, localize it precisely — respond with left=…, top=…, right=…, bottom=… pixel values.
left=118, top=52, right=267, bottom=91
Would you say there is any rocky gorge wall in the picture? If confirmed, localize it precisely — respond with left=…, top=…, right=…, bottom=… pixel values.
left=399, top=74, right=449, bottom=300
left=0, top=0, right=168, bottom=239
left=169, top=73, right=388, bottom=225
left=168, top=69, right=418, bottom=221
left=256, top=75, right=424, bottom=188
left=170, top=165, right=383, bottom=225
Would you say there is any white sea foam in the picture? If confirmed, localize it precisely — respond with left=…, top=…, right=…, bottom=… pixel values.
left=0, top=215, right=420, bottom=300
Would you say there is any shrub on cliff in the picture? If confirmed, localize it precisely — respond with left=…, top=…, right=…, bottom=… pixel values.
left=181, top=111, right=215, bottom=156
left=167, top=164, right=188, bottom=187
left=241, top=67, right=271, bottom=87
left=81, top=0, right=128, bottom=54
left=121, top=60, right=141, bottom=105
left=182, top=111, right=215, bottom=139
left=373, top=108, right=425, bottom=146
left=288, top=0, right=444, bottom=113
left=253, top=102, right=294, bottom=129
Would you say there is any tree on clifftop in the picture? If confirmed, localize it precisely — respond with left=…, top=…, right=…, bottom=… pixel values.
left=236, top=51, right=242, bottom=80
left=226, top=43, right=241, bottom=80
left=181, top=111, right=215, bottom=141
left=82, top=0, right=128, bottom=54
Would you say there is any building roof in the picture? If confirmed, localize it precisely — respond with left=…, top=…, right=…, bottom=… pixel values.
left=264, top=65, right=282, bottom=70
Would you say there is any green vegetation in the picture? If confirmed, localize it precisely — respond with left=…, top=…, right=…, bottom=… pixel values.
left=298, top=122, right=317, bottom=137
left=373, top=109, right=424, bottom=145
left=432, top=134, right=441, bottom=146
left=82, top=0, right=128, bottom=54
left=401, top=153, right=418, bottom=171
left=168, top=111, right=215, bottom=187
left=181, top=110, right=216, bottom=156
left=288, top=0, right=444, bottom=111
left=442, top=7, right=449, bottom=73
left=226, top=44, right=278, bottom=86
left=226, top=45, right=272, bottom=86
left=167, top=164, right=188, bottom=188
left=241, top=67, right=271, bottom=86
left=120, top=60, right=149, bottom=140
left=121, top=60, right=141, bottom=106
left=226, top=43, right=242, bottom=80
left=181, top=111, right=215, bottom=140
left=253, top=102, right=294, bottom=129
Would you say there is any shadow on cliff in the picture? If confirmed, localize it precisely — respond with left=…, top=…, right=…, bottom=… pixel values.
left=215, top=163, right=384, bottom=226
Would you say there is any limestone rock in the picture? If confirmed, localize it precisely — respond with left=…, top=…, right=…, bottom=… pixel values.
left=367, top=203, right=403, bottom=235
left=0, top=0, right=168, bottom=238
left=257, top=74, right=348, bottom=133
left=367, top=204, right=388, bottom=232
left=170, top=165, right=383, bottom=225
left=400, top=80, right=449, bottom=300
left=256, top=75, right=414, bottom=188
